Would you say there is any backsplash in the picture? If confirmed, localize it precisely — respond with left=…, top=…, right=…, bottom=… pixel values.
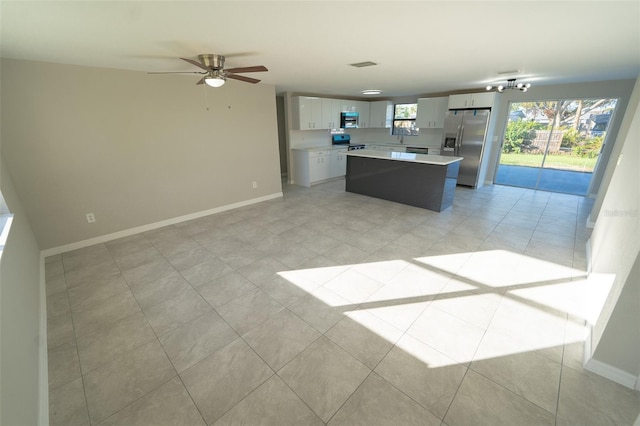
left=289, top=127, right=444, bottom=151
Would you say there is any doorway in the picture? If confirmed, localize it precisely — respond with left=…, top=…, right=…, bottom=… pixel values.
left=495, top=98, right=618, bottom=195
left=276, top=96, right=288, bottom=179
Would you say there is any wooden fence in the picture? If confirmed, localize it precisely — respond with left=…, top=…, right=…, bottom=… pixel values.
left=527, top=130, right=565, bottom=152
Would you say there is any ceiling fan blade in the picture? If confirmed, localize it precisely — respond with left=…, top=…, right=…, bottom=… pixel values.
left=147, top=71, right=207, bottom=74
left=224, top=65, right=268, bottom=74
left=180, top=57, right=210, bottom=71
left=227, top=74, right=261, bottom=84
left=196, top=77, right=206, bottom=85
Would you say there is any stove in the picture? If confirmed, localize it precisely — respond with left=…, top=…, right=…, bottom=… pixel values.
left=347, top=144, right=366, bottom=151
left=332, top=134, right=366, bottom=151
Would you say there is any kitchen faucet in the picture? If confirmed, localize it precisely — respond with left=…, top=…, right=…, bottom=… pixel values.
left=397, top=134, right=404, bottom=144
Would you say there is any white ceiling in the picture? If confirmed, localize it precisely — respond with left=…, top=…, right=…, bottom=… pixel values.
left=2, top=1, right=639, bottom=97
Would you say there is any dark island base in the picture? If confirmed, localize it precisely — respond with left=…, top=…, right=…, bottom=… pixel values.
left=345, top=156, right=460, bottom=212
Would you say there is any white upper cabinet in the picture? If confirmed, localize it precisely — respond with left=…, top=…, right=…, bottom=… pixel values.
left=321, top=98, right=341, bottom=129
left=292, top=96, right=373, bottom=130
left=416, top=97, right=448, bottom=128
left=291, top=96, right=323, bottom=130
left=369, top=101, right=393, bottom=128
left=448, top=92, right=496, bottom=109
left=294, top=96, right=475, bottom=130
left=339, top=100, right=358, bottom=113
left=356, top=101, right=370, bottom=128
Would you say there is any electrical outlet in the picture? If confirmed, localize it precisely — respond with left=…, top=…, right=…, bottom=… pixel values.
left=85, top=213, right=96, bottom=223
left=252, top=181, right=257, bottom=189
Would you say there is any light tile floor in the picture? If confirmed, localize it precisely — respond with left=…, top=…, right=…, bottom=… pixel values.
left=46, top=180, right=640, bottom=425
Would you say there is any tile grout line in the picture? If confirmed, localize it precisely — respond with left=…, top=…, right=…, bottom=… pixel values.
left=62, top=261, right=93, bottom=425
left=106, top=231, right=215, bottom=425
left=47, top=182, right=605, bottom=424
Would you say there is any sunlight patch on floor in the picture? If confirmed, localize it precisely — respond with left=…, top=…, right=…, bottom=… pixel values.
left=509, top=273, right=615, bottom=325
left=274, top=249, right=615, bottom=368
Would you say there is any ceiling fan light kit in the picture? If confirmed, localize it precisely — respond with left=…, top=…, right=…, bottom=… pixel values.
left=486, top=78, right=531, bottom=93
left=205, top=77, right=225, bottom=87
left=204, top=70, right=226, bottom=87
left=150, top=54, right=267, bottom=87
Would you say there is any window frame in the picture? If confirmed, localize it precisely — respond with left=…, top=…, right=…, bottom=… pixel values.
left=391, top=103, right=419, bottom=136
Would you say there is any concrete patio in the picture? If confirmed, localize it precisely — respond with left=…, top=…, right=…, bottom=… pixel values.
left=495, top=165, right=593, bottom=196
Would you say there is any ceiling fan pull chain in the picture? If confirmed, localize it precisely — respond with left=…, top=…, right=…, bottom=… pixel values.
left=202, top=82, right=210, bottom=111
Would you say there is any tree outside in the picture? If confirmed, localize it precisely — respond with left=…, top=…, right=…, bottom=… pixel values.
left=501, top=98, right=617, bottom=172
left=392, top=103, right=419, bottom=136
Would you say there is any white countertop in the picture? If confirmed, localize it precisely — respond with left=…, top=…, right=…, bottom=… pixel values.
left=292, top=146, right=347, bottom=152
left=346, top=149, right=462, bottom=165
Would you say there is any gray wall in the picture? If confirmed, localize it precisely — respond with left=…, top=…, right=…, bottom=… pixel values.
left=588, top=76, right=640, bottom=379
left=1, top=59, right=283, bottom=250
left=592, top=252, right=640, bottom=379
left=0, top=161, right=43, bottom=425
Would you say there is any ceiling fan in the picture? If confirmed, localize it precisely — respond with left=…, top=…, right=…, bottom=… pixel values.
left=149, top=54, right=268, bottom=87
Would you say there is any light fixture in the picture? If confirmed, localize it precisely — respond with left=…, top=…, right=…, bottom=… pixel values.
left=361, top=89, right=382, bottom=95
left=204, top=71, right=226, bottom=87
left=486, top=78, right=531, bottom=93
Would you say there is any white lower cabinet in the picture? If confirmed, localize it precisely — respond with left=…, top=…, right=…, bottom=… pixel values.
left=293, top=148, right=347, bottom=187
left=331, top=149, right=347, bottom=177
left=309, top=151, right=330, bottom=183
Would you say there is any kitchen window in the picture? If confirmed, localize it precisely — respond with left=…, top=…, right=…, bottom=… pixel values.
left=392, top=103, right=419, bottom=136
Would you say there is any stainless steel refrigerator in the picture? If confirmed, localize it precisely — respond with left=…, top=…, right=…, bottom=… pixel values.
left=441, top=109, right=491, bottom=187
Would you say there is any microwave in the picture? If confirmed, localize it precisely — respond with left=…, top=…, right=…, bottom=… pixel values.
left=340, top=112, right=359, bottom=129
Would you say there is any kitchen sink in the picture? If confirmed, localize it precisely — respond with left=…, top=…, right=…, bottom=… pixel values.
left=405, top=146, right=429, bottom=154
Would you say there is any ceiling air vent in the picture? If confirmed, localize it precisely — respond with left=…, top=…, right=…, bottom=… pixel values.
left=349, top=61, right=377, bottom=68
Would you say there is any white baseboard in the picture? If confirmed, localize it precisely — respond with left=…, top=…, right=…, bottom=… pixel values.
left=583, top=325, right=639, bottom=390
left=584, top=357, right=640, bottom=390
left=41, top=192, right=283, bottom=257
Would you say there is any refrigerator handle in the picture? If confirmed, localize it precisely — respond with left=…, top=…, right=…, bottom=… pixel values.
left=457, top=125, right=465, bottom=155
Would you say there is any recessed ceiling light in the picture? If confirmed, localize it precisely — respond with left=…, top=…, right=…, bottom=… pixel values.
left=349, top=61, right=377, bottom=68
left=361, top=89, right=382, bottom=95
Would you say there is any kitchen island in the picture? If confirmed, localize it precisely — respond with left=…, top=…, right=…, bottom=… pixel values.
left=345, top=149, right=463, bottom=212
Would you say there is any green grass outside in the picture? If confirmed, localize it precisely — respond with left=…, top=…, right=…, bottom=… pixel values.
left=499, top=153, right=597, bottom=172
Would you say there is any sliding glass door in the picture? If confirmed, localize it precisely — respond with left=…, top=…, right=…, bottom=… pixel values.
left=495, top=98, right=618, bottom=195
